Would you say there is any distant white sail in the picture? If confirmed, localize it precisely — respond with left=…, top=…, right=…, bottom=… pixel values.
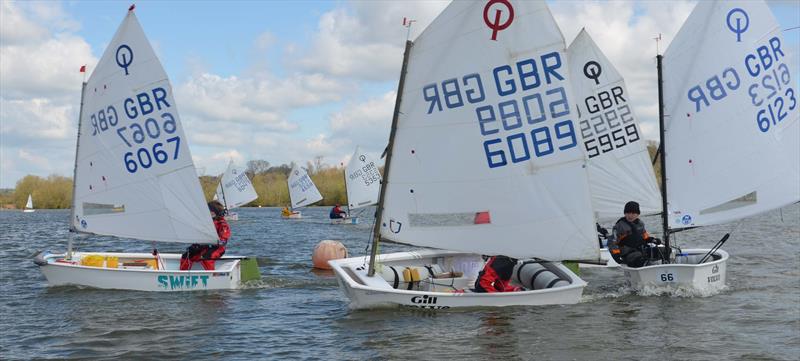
left=345, top=146, right=381, bottom=210
left=288, top=165, right=323, bottom=209
left=662, top=0, right=799, bottom=229
left=215, top=160, right=258, bottom=209
left=25, top=194, right=33, bottom=209
left=378, top=1, right=598, bottom=261
left=567, top=29, right=662, bottom=220
left=71, top=11, right=217, bottom=244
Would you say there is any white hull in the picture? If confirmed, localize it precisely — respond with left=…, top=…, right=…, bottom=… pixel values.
left=620, top=248, right=728, bottom=294
left=23, top=209, right=35, bottom=213
left=35, top=251, right=249, bottom=291
left=330, top=217, right=358, bottom=225
left=282, top=211, right=302, bottom=219
left=580, top=248, right=619, bottom=268
left=329, top=250, right=586, bottom=310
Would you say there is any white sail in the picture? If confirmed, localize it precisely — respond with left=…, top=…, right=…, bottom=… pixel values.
left=288, top=164, right=323, bottom=208
left=345, top=146, right=381, bottom=210
left=215, top=160, right=258, bottom=209
left=379, top=1, right=599, bottom=261
left=662, top=0, right=799, bottom=229
left=567, top=29, right=661, bottom=220
left=71, top=10, right=217, bottom=244
left=25, top=194, right=33, bottom=210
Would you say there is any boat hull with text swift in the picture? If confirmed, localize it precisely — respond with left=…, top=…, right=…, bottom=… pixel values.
left=330, top=250, right=586, bottom=310
left=35, top=251, right=260, bottom=291
left=619, top=248, right=728, bottom=294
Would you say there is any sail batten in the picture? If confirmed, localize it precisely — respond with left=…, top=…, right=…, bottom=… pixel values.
left=71, top=10, right=217, bottom=244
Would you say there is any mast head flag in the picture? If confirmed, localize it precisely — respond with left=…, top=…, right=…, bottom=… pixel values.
left=567, top=29, right=661, bottom=220
left=662, top=0, right=799, bottom=229
left=378, top=1, right=599, bottom=261
left=71, top=8, right=217, bottom=244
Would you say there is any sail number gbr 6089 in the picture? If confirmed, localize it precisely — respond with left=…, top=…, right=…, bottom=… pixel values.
left=422, top=52, right=577, bottom=169
left=87, top=87, right=182, bottom=174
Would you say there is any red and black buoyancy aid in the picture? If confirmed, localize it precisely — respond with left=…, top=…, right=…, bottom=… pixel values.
left=474, top=256, right=519, bottom=293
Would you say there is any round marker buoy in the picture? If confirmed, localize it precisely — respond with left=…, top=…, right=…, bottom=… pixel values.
left=312, top=240, right=348, bottom=270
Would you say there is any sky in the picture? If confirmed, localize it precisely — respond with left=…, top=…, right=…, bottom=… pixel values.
left=1, top=0, right=798, bottom=188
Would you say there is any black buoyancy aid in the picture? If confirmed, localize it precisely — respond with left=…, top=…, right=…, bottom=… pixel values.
left=617, top=218, right=646, bottom=249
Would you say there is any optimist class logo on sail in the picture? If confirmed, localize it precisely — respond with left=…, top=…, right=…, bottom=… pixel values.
left=87, top=43, right=184, bottom=175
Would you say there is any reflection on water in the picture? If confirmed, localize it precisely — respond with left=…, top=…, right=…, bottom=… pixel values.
left=0, top=205, right=798, bottom=360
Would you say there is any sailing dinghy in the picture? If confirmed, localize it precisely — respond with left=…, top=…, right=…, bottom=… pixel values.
left=620, top=0, right=798, bottom=293
left=284, top=164, right=323, bottom=219
left=23, top=194, right=35, bottom=213
left=215, top=160, right=259, bottom=221
left=330, top=0, right=602, bottom=309
left=33, top=7, right=260, bottom=291
left=331, top=146, right=381, bottom=225
left=566, top=29, right=662, bottom=268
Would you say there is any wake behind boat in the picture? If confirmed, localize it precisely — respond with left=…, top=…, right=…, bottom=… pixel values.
left=34, top=6, right=260, bottom=291
left=331, top=1, right=601, bottom=309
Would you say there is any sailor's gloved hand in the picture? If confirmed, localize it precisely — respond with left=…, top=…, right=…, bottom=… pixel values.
left=596, top=223, right=609, bottom=237
left=651, top=238, right=662, bottom=245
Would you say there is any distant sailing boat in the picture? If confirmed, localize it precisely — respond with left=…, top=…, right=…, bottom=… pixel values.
left=215, top=160, right=258, bottom=221
left=621, top=0, right=798, bottom=292
left=33, top=6, right=260, bottom=291
left=283, top=164, right=323, bottom=219
left=330, top=1, right=601, bottom=309
left=23, top=194, right=35, bottom=213
left=566, top=29, right=662, bottom=268
left=331, top=146, right=381, bottom=225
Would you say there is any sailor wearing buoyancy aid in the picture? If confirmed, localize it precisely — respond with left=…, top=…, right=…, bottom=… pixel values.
left=474, top=256, right=522, bottom=293
left=608, top=201, right=659, bottom=267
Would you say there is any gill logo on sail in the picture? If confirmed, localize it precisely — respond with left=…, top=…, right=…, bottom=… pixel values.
left=115, top=44, right=134, bottom=75
left=726, top=8, right=749, bottom=42
left=483, top=0, right=514, bottom=41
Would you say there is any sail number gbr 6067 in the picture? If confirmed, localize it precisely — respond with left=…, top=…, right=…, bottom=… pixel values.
left=87, top=87, right=182, bottom=174
left=422, top=51, right=577, bottom=169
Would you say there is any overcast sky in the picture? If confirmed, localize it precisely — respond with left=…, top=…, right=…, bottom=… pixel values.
left=1, top=0, right=798, bottom=188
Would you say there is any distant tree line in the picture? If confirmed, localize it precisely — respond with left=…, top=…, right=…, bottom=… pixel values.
left=2, top=144, right=662, bottom=209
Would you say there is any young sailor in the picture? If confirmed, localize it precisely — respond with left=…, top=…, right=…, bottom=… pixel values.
left=608, top=201, right=661, bottom=267
left=329, top=204, right=347, bottom=219
left=180, top=201, right=230, bottom=270
left=474, top=256, right=522, bottom=293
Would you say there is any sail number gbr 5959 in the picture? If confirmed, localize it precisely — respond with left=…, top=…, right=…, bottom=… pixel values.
left=422, top=51, right=578, bottom=169
left=87, top=87, right=182, bottom=174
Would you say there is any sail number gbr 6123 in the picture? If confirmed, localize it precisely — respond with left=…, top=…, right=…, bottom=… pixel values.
left=422, top=52, right=578, bottom=169
left=87, top=87, right=182, bottom=174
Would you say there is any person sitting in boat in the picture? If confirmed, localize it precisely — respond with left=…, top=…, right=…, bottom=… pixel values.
left=180, top=201, right=231, bottom=270
left=608, top=201, right=661, bottom=267
left=474, top=255, right=522, bottom=293
left=329, top=204, right=347, bottom=219
left=281, top=206, right=292, bottom=217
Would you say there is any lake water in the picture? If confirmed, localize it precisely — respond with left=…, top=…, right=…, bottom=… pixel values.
left=1, top=205, right=798, bottom=360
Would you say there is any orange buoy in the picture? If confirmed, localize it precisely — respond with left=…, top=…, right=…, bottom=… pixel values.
left=312, top=240, right=348, bottom=270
